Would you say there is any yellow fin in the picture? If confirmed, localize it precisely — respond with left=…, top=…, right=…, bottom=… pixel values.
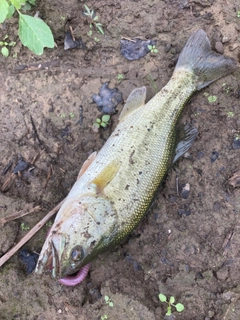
left=78, top=151, right=97, bottom=179
left=91, top=161, right=119, bottom=193
left=119, top=86, right=146, bottom=122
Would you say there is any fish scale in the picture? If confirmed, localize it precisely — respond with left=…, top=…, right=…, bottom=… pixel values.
left=35, top=30, right=237, bottom=284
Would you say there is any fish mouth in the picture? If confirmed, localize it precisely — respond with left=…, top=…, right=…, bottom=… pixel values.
left=51, top=233, right=67, bottom=278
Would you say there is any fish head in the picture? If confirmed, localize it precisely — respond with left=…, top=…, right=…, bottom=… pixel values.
left=36, top=195, right=118, bottom=278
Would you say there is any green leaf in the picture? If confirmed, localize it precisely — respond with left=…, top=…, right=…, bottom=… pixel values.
left=159, top=293, right=167, bottom=302
left=208, top=95, right=217, bottom=103
left=96, top=23, right=104, bottom=35
left=166, top=306, right=172, bottom=316
left=101, top=122, right=107, bottom=128
left=7, top=5, right=15, bottom=19
left=10, top=0, right=26, bottom=10
left=27, top=0, right=36, bottom=5
left=102, top=115, right=110, bottom=123
left=0, top=0, right=9, bottom=24
left=18, top=13, right=54, bottom=55
left=84, top=4, right=91, bottom=16
left=104, top=295, right=109, bottom=302
left=175, top=303, right=185, bottom=312
left=1, top=46, right=9, bottom=57
left=169, top=296, right=175, bottom=304
left=108, top=302, right=113, bottom=307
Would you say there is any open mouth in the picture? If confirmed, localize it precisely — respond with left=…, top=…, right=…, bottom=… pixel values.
left=51, top=233, right=67, bottom=278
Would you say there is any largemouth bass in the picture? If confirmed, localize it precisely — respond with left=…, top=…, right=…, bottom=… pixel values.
left=35, top=30, right=237, bottom=285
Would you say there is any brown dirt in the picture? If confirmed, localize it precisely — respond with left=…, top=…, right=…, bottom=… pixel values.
left=0, top=0, right=240, bottom=319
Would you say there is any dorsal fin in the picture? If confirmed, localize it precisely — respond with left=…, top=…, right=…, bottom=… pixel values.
left=119, top=87, right=147, bottom=122
left=78, top=151, right=97, bottom=179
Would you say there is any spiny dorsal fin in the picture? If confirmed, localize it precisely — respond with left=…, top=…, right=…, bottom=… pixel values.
left=173, top=123, right=198, bottom=164
left=78, top=151, right=97, bottom=179
left=91, top=160, right=119, bottom=193
left=119, top=87, right=147, bottom=122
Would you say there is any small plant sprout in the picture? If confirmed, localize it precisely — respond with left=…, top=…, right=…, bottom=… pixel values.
left=20, top=222, right=30, bottom=231
left=104, top=295, right=113, bottom=307
left=159, top=293, right=184, bottom=316
left=93, top=115, right=110, bottom=131
left=83, top=4, right=104, bottom=35
left=0, top=35, right=16, bottom=57
left=101, top=315, right=108, bottom=320
left=117, top=73, right=124, bottom=81
left=237, top=10, right=240, bottom=18
left=148, top=44, right=158, bottom=53
left=207, top=95, right=217, bottom=103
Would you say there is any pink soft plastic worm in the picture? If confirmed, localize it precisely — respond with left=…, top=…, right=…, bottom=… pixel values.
left=58, top=264, right=90, bottom=286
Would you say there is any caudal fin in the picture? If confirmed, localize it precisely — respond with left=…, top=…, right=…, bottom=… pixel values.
left=175, top=29, right=238, bottom=90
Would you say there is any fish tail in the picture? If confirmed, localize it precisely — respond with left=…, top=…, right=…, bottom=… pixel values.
left=175, top=29, right=237, bottom=90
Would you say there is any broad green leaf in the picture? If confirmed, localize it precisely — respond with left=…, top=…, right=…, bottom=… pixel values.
left=108, top=301, right=113, bottom=307
left=7, top=5, right=15, bottom=19
left=27, top=0, right=36, bottom=4
left=102, top=114, right=110, bottom=123
left=159, top=293, right=167, bottom=302
left=18, top=14, right=54, bottom=55
left=1, top=47, right=9, bottom=57
left=10, top=0, right=26, bottom=10
left=0, top=0, right=9, bottom=23
left=175, top=303, right=185, bottom=312
left=169, top=296, right=175, bottom=304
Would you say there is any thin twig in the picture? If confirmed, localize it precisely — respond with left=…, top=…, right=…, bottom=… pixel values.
left=0, top=199, right=65, bottom=268
left=0, top=205, right=41, bottom=227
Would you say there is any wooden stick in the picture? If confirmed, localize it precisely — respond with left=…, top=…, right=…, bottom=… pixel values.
left=0, top=206, right=41, bottom=227
left=0, top=199, right=65, bottom=268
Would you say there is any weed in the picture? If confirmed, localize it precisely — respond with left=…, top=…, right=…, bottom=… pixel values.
left=159, top=293, right=184, bottom=316
left=104, top=295, right=113, bottom=307
left=93, top=115, right=110, bottom=131
left=83, top=4, right=104, bottom=35
left=148, top=44, right=158, bottom=53
left=0, top=0, right=54, bottom=55
left=238, top=10, right=240, bottom=18
left=69, top=112, right=75, bottom=118
left=20, top=222, right=30, bottom=231
left=0, top=35, right=16, bottom=57
left=227, top=111, right=234, bottom=117
left=207, top=95, right=217, bottom=103
left=101, top=315, right=108, bottom=320
left=117, top=74, right=124, bottom=81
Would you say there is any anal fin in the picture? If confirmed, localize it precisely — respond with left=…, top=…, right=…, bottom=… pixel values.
left=173, top=123, right=198, bottom=164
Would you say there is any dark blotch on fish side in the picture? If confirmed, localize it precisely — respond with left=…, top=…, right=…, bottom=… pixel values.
left=64, top=32, right=86, bottom=50
left=120, top=38, right=157, bottom=60
left=210, top=151, right=219, bottom=163
left=92, top=82, right=123, bottom=115
left=19, top=248, right=39, bottom=274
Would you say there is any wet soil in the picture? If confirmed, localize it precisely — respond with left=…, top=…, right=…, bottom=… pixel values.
left=0, top=0, right=240, bottom=319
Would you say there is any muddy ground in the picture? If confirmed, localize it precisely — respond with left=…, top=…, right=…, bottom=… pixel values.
left=0, top=0, right=240, bottom=319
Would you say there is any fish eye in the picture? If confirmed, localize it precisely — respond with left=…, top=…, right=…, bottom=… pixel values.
left=70, top=246, right=83, bottom=261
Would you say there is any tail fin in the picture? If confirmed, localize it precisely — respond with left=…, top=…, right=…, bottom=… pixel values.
left=175, top=29, right=238, bottom=90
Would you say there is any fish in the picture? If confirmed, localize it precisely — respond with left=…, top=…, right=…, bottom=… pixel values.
left=35, top=29, right=237, bottom=285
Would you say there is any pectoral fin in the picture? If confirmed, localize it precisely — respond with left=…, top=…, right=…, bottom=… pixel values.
left=173, top=123, right=198, bottom=164
left=91, top=161, right=119, bottom=193
left=119, top=87, right=147, bottom=122
left=78, top=151, right=97, bottom=179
